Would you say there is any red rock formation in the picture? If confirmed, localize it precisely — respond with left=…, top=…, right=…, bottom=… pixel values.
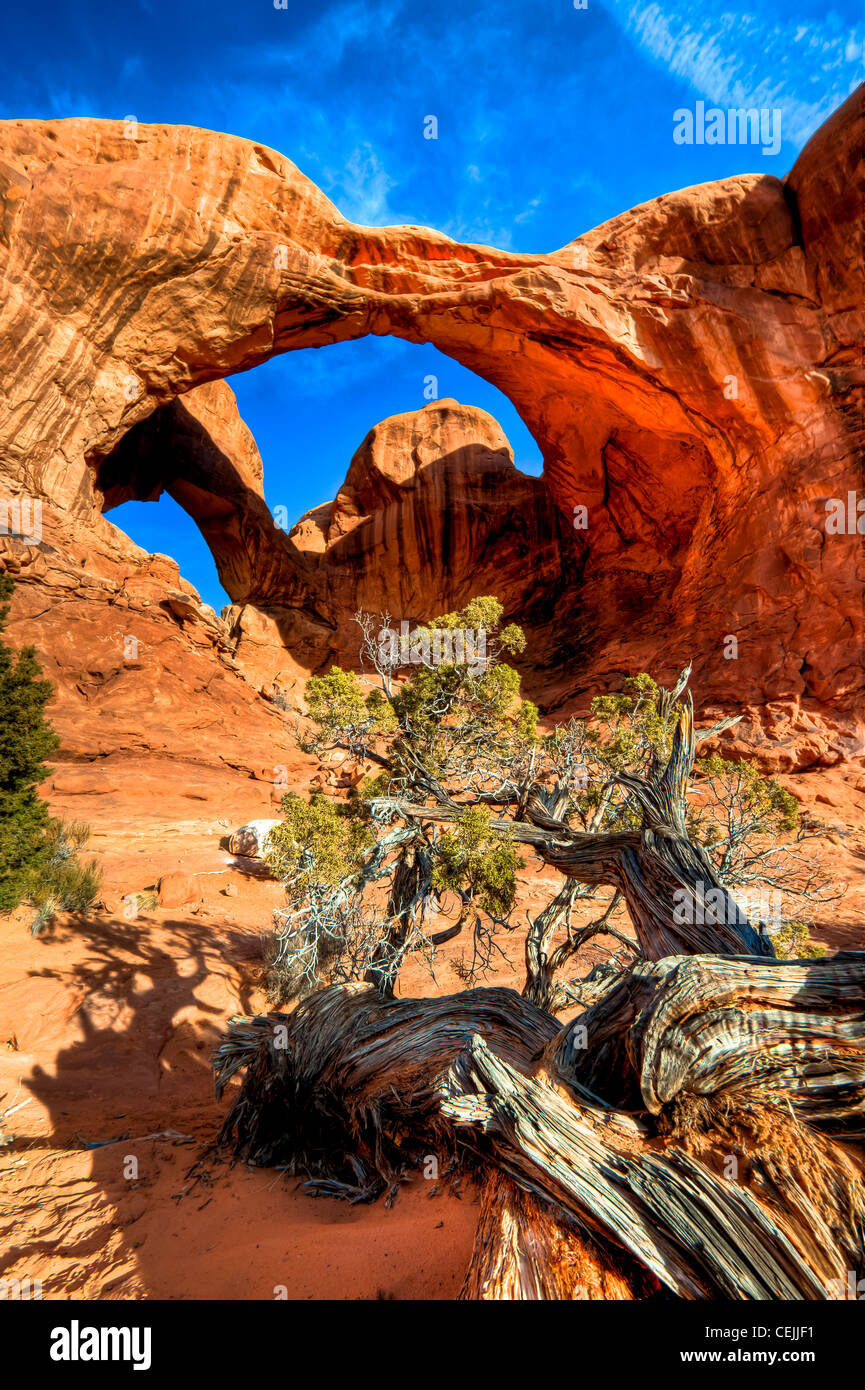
left=0, top=491, right=301, bottom=779
left=2, top=100, right=862, bottom=1313
left=225, top=397, right=586, bottom=692
left=0, top=87, right=862, bottom=730
left=96, top=378, right=302, bottom=606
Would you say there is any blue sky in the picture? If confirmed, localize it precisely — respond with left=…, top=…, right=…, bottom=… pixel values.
left=3, top=0, right=862, bottom=612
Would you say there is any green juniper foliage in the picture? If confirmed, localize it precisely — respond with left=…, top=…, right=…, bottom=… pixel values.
left=431, top=805, right=522, bottom=920
left=694, top=755, right=799, bottom=836
left=770, top=919, right=827, bottom=960
left=0, top=574, right=59, bottom=911
left=263, top=597, right=832, bottom=1005
left=0, top=576, right=101, bottom=928
left=268, top=598, right=537, bottom=997
left=265, top=792, right=374, bottom=899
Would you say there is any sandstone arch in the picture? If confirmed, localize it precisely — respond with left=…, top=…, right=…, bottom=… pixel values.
left=0, top=86, right=861, bottom=709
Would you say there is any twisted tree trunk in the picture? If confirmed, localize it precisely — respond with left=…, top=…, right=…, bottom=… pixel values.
left=382, top=703, right=775, bottom=961
left=214, top=952, right=864, bottom=1299
left=526, top=702, right=774, bottom=958
left=457, top=1171, right=651, bottom=1300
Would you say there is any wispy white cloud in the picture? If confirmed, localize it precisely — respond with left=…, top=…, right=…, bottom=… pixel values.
left=0, top=83, right=101, bottom=120
left=321, top=142, right=399, bottom=225
left=440, top=214, right=515, bottom=250
left=515, top=194, right=543, bottom=225
left=608, top=1, right=864, bottom=144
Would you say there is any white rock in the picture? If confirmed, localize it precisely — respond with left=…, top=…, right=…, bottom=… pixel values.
left=227, top=818, right=281, bottom=858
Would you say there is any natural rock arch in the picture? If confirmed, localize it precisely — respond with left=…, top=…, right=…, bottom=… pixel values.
left=0, top=87, right=861, bottom=707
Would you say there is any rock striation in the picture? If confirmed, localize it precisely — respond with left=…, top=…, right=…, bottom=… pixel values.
left=225, top=397, right=586, bottom=693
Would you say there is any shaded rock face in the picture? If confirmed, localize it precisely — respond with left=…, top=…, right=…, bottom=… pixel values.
left=224, top=398, right=588, bottom=694
left=0, top=89, right=862, bottom=724
left=94, top=378, right=302, bottom=606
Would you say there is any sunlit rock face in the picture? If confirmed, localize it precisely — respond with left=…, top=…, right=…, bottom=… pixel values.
left=0, top=88, right=862, bottom=730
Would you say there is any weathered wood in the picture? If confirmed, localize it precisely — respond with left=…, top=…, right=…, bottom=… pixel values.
left=553, top=953, right=865, bottom=1122
left=214, top=982, right=558, bottom=1198
left=214, top=953, right=865, bottom=1297
left=522, top=885, right=636, bottom=1013
left=442, top=1034, right=860, bottom=1300
left=458, top=1170, right=646, bottom=1300
left=527, top=706, right=774, bottom=959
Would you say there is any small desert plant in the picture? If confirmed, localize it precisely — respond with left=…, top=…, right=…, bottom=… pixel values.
left=28, top=818, right=101, bottom=935
left=771, top=919, right=828, bottom=959
left=260, top=924, right=308, bottom=1006
left=260, top=918, right=347, bottom=1006
left=268, top=689, right=296, bottom=714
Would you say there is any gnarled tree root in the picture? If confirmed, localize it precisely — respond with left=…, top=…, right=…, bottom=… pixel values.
left=213, top=954, right=865, bottom=1298
left=442, top=1033, right=863, bottom=1299
left=458, top=1171, right=653, bottom=1300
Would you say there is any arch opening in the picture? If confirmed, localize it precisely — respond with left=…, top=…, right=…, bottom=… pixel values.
left=91, top=328, right=718, bottom=705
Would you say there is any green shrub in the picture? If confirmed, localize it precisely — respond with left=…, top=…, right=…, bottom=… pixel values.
left=0, top=578, right=102, bottom=928
left=772, top=920, right=827, bottom=959
left=432, top=805, right=523, bottom=918
left=27, top=819, right=102, bottom=934
left=265, top=792, right=373, bottom=901
left=0, top=575, right=59, bottom=910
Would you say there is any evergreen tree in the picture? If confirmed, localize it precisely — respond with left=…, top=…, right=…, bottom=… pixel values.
left=0, top=574, right=59, bottom=910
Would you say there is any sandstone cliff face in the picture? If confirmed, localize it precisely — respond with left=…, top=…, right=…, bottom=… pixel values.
left=225, top=398, right=586, bottom=693
left=0, top=89, right=862, bottom=733
left=0, top=495, right=301, bottom=782
left=307, top=397, right=569, bottom=634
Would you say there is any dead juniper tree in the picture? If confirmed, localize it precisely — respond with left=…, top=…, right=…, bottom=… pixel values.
left=215, top=600, right=862, bottom=1296
left=259, top=599, right=831, bottom=1011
